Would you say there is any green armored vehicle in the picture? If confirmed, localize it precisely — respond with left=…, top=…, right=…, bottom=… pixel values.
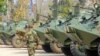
left=62, top=4, right=100, bottom=56
left=48, top=3, right=100, bottom=56
left=45, top=18, right=72, bottom=55
left=32, top=1, right=63, bottom=52
left=34, top=22, right=52, bottom=52
left=32, top=0, right=70, bottom=53
left=33, top=20, right=62, bottom=53
left=0, top=21, right=16, bottom=45
left=11, top=20, right=28, bottom=48
left=0, top=20, right=28, bottom=46
left=43, top=0, right=100, bottom=56
left=35, top=0, right=70, bottom=53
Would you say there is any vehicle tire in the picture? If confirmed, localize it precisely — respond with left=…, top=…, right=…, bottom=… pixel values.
left=34, top=42, right=42, bottom=49
left=36, top=44, right=42, bottom=50
left=50, top=41, right=62, bottom=53
left=61, top=45, right=73, bottom=56
left=42, top=43, right=53, bottom=52
left=70, top=42, right=87, bottom=56
left=12, top=35, right=25, bottom=48
left=86, top=49, right=98, bottom=56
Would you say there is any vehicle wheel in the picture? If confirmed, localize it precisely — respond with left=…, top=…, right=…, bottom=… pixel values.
left=86, top=49, right=98, bottom=56
left=61, top=45, right=73, bottom=56
left=50, top=41, right=62, bottom=53
left=70, top=42, right=87, bottom=56
left=42, top=43, right=53, bottom=52
left=36, top=44, right=42, bottom=50
left=33, top=37, right=41, bottom=49
left=34, top=42, right=42, bottom=49
left=12, top=35, right=25, bottom=48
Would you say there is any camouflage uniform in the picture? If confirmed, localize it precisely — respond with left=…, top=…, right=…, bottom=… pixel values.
left=26, top=29, right=38, bottom=56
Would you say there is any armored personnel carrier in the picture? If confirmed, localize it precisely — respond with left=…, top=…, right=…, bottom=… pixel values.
left=42, top=0, right=100, bottom=56
left=32, top=0, right=63, bottom=52
left=0, top=20, right=28, bottom=46
left=11, top=20, right=28, bottom=48
left=62, top=3, right=100, bottom=56
left=0, top=21, right=16, bottom=45
left=46, top=3, right=100, bottom=56
left=33, top=19, right=62, bottom=53
left=45, top=17, right=73, bottom=55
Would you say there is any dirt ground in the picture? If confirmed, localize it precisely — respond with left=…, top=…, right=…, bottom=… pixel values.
left=0, top=45, right=64, bottom=56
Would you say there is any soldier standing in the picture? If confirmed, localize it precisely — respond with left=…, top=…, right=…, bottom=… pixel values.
left=25, top=24, right=39, bottom=56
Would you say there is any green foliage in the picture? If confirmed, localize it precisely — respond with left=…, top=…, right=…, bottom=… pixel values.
left=48, top=1, right=53, bottom=15
left=0, top=0, right=7, bottom=15
left=0, top=4, right=7, bottom=15
left=0, top=0, right=5, bottom=5
left=58, top=0, right=72, bottom=17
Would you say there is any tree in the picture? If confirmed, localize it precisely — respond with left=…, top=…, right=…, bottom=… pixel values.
left=0, top=0, right=7, bottom=15
left=58, top=0, right=72, bottom=17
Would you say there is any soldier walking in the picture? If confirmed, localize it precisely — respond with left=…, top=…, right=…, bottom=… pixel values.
left=25, top=24, right=39, bottom=56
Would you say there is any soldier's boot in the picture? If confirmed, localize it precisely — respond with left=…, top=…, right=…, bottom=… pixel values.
left=28, top=47, right=35, bottom=56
